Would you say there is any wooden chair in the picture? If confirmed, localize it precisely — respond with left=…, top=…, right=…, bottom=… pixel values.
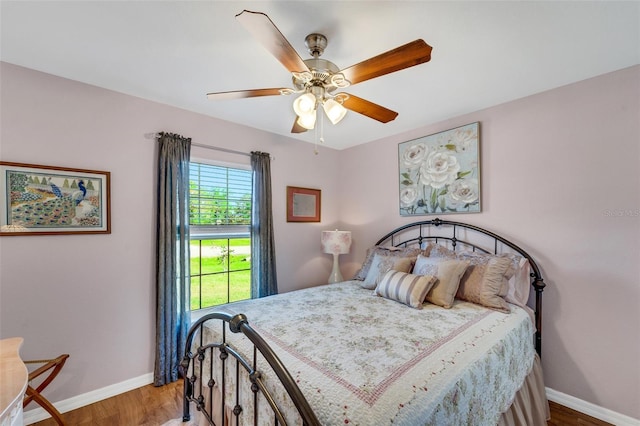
left=23, top=354, right=69, bottom=425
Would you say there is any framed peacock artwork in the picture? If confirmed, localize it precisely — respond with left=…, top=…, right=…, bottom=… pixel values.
left=0, top=162, right=110, bottom=235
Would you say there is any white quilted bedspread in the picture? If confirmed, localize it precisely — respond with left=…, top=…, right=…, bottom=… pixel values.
left=199, top=281, right=535, bottom=426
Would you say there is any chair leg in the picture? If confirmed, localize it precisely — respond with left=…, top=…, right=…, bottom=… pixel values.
left=23, top=354, right=69, bottom=425
left=25, top=386, right=66, bottom=425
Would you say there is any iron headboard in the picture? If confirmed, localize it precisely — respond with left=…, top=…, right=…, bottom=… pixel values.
left=374, top=218, right=546, bottom=356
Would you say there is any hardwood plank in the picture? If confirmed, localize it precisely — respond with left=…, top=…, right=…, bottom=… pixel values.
left=31, top=379, right=613, bottom=425
left=547, top=400, right=614, bottom=426
left=30, top=380, right=183, bottom=426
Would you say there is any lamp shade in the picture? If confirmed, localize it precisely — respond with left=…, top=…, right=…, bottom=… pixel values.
left=321, top=230, right=352, bottom=255
left=322, top=98, right=347, bottom=125
left=293, top=93, right=316, bottom=116
left=296, top=111, right=317, bottom=130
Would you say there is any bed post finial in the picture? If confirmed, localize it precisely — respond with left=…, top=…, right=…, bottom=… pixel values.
left=433, top=217, right=443, bottom=226
left=229, top=314, right=248, bottom=333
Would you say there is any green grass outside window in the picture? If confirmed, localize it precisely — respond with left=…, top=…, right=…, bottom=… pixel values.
left=190, top=238, right=251, bottom=310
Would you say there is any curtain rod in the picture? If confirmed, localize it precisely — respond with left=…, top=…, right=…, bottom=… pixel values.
left=144, top=132, right=251, bottom=158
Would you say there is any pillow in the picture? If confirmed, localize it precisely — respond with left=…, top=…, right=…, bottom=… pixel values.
left=353, top=246, right=422, bottom=281
left=429, top=244, right=520, bottom=280
left=506, top=257, right=534, bottom=321
left=374, top=270, right=437, bottom=309
left=429, top=244, right=520, bottom=313
left=361, top=253, right=416, bottom=289
left=456, top=255, right=513, bottom=312
left=412, top=255, right=469, bottom=308
left=421, top=241, right=436, bottom=256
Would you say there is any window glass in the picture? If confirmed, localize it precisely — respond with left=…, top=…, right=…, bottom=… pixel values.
left=189, top=162, right=252, bottom=310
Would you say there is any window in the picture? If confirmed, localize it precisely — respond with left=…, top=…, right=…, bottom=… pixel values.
left=189, top=161, right=252, bottom=310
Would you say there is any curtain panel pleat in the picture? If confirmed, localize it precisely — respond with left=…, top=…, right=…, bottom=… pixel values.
left=154, top=132, right=191, bottom=386
left=250, top=151, right=278, bottom=298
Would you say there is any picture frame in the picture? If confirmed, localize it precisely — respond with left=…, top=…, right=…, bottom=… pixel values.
left=286, top=186, right=321, bottom=222
left=398, top=122, right=481, bottom=216
left=0, top=161, right=111, bottom=236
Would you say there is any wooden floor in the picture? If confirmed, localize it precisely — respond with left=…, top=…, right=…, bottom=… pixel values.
left=30, top=381, right=184, bottom=426
left=31, top=380, right=614, bottom=426
left=546, top=401, right=614, bottom=426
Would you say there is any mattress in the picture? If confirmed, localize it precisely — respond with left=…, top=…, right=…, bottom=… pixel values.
left=191, top=280, right=536, bottom=425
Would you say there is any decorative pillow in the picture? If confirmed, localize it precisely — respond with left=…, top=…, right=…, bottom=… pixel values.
left=353, top=246, right=422, bottom=281
left=428, top=244, right=521, bottom=313
left=421, top=241, right=436, bottom=256
left=456, top=255, right=512, bottom=312
left=374, top=270, right=437, bottom=309
left=361, top=253, right=416, bottom=289
left=412, top=255, right=470, bottom=308
left=429, top=244, right=520, bottom=280
left=427, top=244, right=458, bottom=259
left=506, top=257, right=534, bottom=321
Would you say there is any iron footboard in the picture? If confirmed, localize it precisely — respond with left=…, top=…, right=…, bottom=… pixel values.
left=181, top=312, right=320, bottom=426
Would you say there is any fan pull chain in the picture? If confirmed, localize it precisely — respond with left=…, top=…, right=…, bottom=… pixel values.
left=314, top=110, right=325, bottom=155
left=320, top=109, right=325, bottom=145
left=314, top=111, right=319, bottom=155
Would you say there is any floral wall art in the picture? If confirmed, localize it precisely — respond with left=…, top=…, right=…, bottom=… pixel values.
left=399, top=122, right=480, bottom=216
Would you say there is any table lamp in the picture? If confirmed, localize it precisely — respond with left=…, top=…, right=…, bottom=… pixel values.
left=321, top=230, right=352, bottom=283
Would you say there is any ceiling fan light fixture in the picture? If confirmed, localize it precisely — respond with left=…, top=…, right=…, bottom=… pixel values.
left=323, top=98, right=347, bottom=125
left=293, top=93, right=317, bottom=116
left=297, top=111, right=317, bottom=130
left=207, top=12, right=432, bottom=139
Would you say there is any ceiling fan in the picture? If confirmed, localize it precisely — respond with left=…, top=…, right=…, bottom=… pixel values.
left=206, top=10, right=433, bottom=134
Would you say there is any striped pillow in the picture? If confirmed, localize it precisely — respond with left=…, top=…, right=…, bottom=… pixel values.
left=374, top=270, right=438, bottom=309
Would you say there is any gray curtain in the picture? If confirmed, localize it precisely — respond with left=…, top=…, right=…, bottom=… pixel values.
left=250, top=151, right=278, bottom=298
left=154, top=132, right=191, bottom=386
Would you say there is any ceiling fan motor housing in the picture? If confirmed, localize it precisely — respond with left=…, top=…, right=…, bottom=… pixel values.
left=305, top=33, right=328, bottom=57
left=294, top=58, right=343, bottom=93
left=293, top=33, right=349, bottom=95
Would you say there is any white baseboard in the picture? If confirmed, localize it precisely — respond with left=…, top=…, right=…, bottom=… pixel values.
left=24, top=377, right=639, bottom=426
left=23, top=372, right=154, bottom=425
left=546, top=387, right=640, bottom=426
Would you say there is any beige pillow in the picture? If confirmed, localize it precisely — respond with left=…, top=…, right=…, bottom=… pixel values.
left=374, top=270, right=437, bottom=309
left=429, top=245, right=515, bottom=313
left=455, top=254, right=512, bottom=313
left=361, top=253, right=416, bottom=289
left=412, top=254, right=469, bottom=308
left=353, top=246, right=422, bottom=281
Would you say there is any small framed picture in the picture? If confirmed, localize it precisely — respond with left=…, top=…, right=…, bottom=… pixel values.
left=0, top=161, right=111, bottom=236
left=286, top=186, right=321, bottom=222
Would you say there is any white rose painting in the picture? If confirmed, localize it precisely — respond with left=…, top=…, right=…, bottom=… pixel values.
left=399, top=122, right=480, bottom=215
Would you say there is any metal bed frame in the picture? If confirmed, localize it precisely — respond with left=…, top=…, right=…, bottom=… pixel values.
left=180, top=218, right=546, bottom=425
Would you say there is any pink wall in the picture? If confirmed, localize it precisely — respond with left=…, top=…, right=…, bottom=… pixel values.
left=0, top=62, right=341, bottom=404
left=338, top=65, right=640, bottom=419
left=1, top=61, right=638, bottom=420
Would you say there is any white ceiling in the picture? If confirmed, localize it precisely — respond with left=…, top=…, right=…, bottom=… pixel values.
left=1, top=1, right=638, bottom=150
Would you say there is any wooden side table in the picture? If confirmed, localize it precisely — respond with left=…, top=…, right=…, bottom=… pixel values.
left=0, top=337, right=28, bottom=426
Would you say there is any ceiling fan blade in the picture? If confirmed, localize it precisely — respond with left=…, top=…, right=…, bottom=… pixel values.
left=236, top=10, right=309, bottom=74
left=206, top=88, right=287, bottom=100
left=341, top=94, right=398, bottom=123
left=340, top=39, right=432, bottom=85
left=291, top=118, right=308, bottom=133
